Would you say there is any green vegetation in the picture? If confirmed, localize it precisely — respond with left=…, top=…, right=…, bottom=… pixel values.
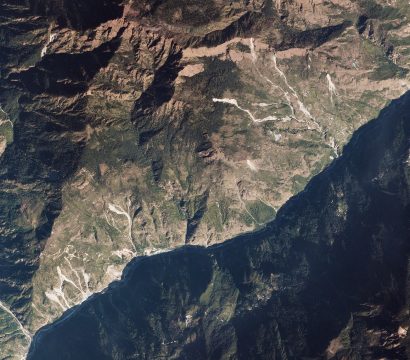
left=292, top=174, right=309, bottom=194
left=0, top=307, right=30, bottom=359
left=233, top=42, right=251, bottom=53
left=360, top=38, right=408, bottom=81
left=0, top=121, right=13, bottom=144
left=239, top=211, right=255, bottom=227
left=370, top=61, right=408, bottom=81
left=358, top=0, right=402, bottom=20
left=203, top=199, right=229, bottom=232
left=246, top=200, right=276, bottom=224
left=204, top=203, right=224, bottom=232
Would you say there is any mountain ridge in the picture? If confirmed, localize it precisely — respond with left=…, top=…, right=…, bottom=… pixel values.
left=27, top=89, right=410, bottom=359
left=1, top=0, right=410, bottom=357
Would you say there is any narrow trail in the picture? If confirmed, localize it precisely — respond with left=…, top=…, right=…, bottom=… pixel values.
left=249, top=38, right=321, bottom=130
left=212, top=98, right=279, bottom=123
left=234, top=180, right=261, bottom=225
left=247, top=38, right=342, bottom=155
left=108, top=200, right=137, bottom=252
left=45, top=258, right=92, bottom=312
left=0, top=106, right=13, bottom=127
left=0, top=301, right=32, bottom=341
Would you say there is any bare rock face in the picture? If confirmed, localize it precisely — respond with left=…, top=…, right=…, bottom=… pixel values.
left=0, top=0, right=410, bottom=358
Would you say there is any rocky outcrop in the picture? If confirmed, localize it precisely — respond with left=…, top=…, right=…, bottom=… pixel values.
left=27, top=90, right=410, bottom=359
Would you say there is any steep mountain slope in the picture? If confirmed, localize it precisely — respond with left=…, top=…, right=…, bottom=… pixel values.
left=1, top=0, right=410, bottom=358
left=27, top=88, right=410, bottom=359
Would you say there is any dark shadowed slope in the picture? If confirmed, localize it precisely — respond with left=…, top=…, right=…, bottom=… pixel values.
left=0, top=0, right=121, bottom=327
left=28, top=0, right=124, bottom=30
left=28, top=92, right=410, bottom=359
